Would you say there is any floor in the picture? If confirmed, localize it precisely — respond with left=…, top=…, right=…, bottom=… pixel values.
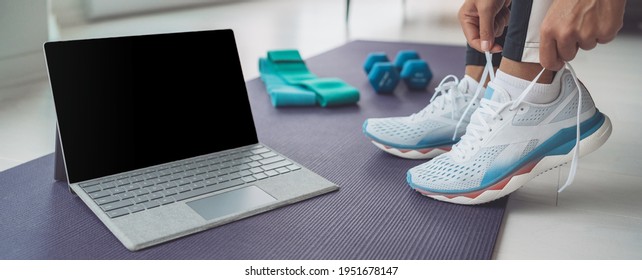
left=1, top=0, right=641, bottom=259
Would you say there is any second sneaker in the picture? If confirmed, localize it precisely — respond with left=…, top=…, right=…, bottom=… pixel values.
left=362, top=75, right=483, bottom=159
left=407, top=68, right=612, bottom=204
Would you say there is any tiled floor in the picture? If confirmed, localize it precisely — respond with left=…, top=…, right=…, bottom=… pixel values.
left=1, top=0, right=641, bottom=259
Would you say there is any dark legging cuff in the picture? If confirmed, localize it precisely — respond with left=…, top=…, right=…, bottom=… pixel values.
left=502, top=0, right=534, bottom=62
left=465, top=27, right=506, bottom=67
left=465, top=46, right=503, bottom=67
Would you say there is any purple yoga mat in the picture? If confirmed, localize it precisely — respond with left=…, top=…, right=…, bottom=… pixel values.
left=0, top=40, right=507, bottom=260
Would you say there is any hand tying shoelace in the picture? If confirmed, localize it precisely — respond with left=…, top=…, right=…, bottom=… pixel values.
left=454, top=51, right=583, bottom=192
left=405, top=49, right=611, bottom=205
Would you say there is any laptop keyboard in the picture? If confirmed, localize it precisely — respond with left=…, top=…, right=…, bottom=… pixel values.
left=78, top=144, right=300, bottom=219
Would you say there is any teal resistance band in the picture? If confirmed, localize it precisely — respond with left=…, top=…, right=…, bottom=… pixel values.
left=259, top=58, right=316, bottom=107
left=259, top=50, right=359, bottom=107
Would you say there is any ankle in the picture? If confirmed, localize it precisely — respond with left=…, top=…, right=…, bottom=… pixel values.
left=494, top=69, right=561, bottom=104
left=498, top=58, right=554, bottom=84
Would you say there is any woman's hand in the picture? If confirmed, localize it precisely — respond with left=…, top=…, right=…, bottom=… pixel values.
left=540, top=0, right=626, bottom=70
left=458, top=0, right=511, bottom=53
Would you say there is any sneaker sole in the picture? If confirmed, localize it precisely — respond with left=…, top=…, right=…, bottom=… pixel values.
left=371, top=140, right=451, bottom=159
left=411, top=115, right=613, bottom=205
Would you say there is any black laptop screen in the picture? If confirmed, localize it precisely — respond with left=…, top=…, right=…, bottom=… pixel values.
left=45, top=29, right=259, bottom=183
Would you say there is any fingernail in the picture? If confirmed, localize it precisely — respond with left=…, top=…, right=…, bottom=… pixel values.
left=481, top=40, right=490, bottom=51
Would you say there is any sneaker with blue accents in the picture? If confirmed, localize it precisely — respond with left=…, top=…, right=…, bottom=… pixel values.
left=362, top=75, right=483, bottom=159
left=407, top=66, right=612, bottom=205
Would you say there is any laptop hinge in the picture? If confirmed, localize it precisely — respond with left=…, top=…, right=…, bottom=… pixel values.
left=54, top=126, right=68, bottom=182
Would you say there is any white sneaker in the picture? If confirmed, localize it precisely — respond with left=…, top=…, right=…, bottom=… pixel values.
left=407, top=67, right=612, bottom=204
left=362, top=75, right=483, bottom=159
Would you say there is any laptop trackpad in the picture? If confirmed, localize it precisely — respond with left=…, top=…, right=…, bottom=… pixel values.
left=187, top=186, right=277, bottom=220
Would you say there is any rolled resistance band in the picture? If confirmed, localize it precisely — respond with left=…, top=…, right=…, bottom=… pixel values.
left=259, top=50, right=360, bottom=107
left=259, top=58, right=316, bottom=107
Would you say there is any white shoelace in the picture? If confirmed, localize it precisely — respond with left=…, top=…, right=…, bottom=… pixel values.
left=410, top=75, right=464, bottom=121
left=452, top=52, right=495, bottom=140
left=557, top=62, right=582, bottom=192
left=454, top=98, right=509, bottom=157
left=453, top=51, right=583, bottom=192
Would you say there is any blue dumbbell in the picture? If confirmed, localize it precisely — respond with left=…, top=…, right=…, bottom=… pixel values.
left=394, top=50, right=433, bottom=90
left=363, top=52, right=400, bottom=93
left=393, top=50, right=421, bottom=71
left=400, top=60, right=432, bottom=90
left=364, top=50, right=433, bottom=93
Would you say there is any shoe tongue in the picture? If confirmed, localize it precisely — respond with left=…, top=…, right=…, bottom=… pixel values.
left=483, top=82, right=511, bottom=103
left=459, top=75, right=480, bottom=94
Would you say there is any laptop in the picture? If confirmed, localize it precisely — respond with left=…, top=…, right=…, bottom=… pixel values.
left=44, top=29, right=339, bottom=251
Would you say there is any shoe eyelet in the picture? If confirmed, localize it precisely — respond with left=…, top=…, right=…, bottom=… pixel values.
left=520, top=108, right=525, bottom=111
left=479, top=138, right=483, bottom=141
left=488, top=128, right=492, bottom=132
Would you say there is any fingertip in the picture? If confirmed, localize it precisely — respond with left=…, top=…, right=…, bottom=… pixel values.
left=481, top=40, right=490, bottom=52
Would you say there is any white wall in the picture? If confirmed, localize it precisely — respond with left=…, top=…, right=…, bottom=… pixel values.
left=0, top=0, right=50, bottom=89
left=86, top=0, right=235, bottom=20
left=51, top=0, right=85, bottom=27
left=51, top=0, right=241, bottom=27
left=1, top=0, right=246, bottom=90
